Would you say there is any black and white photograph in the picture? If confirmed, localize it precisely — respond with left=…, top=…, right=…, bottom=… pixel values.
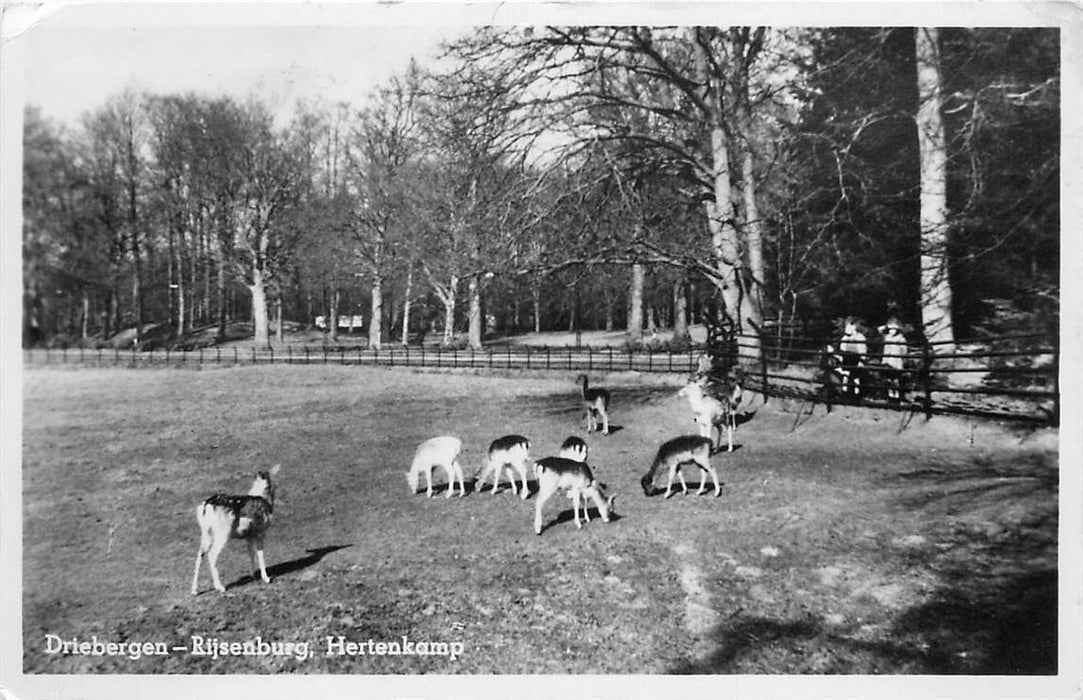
left=2, top=2, right=1079, bottom=698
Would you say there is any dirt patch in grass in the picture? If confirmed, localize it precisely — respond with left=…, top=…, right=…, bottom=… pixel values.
left=21, top=365, right=1058, bottom=675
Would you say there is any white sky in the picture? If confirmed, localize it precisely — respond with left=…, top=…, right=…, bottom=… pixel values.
left=12, top=3, right=471, bottom=128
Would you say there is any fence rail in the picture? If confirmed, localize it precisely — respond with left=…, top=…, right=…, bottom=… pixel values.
left=22, top=345, right=704, bottom=375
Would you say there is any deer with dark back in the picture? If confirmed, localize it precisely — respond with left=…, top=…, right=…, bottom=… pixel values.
left=191, top=464, right=280, bottom=595
left=576, top=374, right=611, bottom=435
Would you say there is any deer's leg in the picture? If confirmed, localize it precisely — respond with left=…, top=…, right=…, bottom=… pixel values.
left=206, top=534, right=229, bottom=593
left=695, top=455, right=721, bottom=497
left=534, top=479, right=556, bottom=534
left=572, top=490, right=584, bottom=529
left=664, top=461, right=678, bottom=499
left=251, top=536, right=271, bottom=584
left=518, top=464, right=530, bottom=500
left=191, top=529, right=210, bottom=595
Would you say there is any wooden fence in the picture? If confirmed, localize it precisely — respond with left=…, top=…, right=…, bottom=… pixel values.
left=23, top=330, right=1058, bottom=425
left=711, top=331, right=1058, bottom=425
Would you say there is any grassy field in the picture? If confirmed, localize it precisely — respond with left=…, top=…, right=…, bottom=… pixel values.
left=20, top=364, right=1059, bottom=677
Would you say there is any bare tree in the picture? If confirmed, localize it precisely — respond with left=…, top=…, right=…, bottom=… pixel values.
left=915, top=27, right=955, bottom=349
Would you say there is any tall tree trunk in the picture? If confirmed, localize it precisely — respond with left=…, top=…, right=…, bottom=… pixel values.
left=692, top=27, right=761, bottom=357
left=329, top=287, right=340, bottom=342
left=369, top=276, right=383, bottom=350
left=915, top=27, right=955, bottom=350
left=742, top=149, right=765, bottom=318
left=168, top=224, right=177, bottom=338
left=605, top=288, right=615, bottom=332
left=737, top=27, right=768, bottom=323
left=628, top=262, right=645, bottom=343
left=401, top=265, right=413, bottom=344
left=531, top=279, right=542, bottom=333
left=80, top=289, right=90, bottom=340
left=275, top=296, right=283, bottom=344
left=673, top=278, right=689, bottom=342
left=216, top=245, right=228, bottom=342
left=178, top=226, right=188, bottom=335
left=249, top=264, right=270, bottom=348
left=131, top=231, right=142, bottom=346
left=440, top=274, right=459, bottom=345
left=468, top=275, right=483, bottom=349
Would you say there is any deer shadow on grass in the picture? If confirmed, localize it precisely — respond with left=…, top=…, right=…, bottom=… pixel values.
left=227, top=544, right=353, bottom=590
left=538, top=508, right=623, bottom=535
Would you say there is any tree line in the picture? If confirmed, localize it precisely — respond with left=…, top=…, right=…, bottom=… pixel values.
left=22, top=27, right=1059, bottom=352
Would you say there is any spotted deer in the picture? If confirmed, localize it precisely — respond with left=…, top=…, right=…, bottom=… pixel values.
left=191, top=465, right=280, bottom=595
left=533, top=456, right=616, bottom=535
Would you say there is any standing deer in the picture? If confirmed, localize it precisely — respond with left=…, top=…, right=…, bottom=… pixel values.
left=191, top=465, right=280, bottom=595
left=576, top=374, right=611, bottom=435
left=678, top=375, right=741, bottom=452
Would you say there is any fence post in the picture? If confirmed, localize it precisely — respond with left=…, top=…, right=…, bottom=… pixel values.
left=525, top=346, right=530, bottom=370
left=759, top=333, right=770, bottom=404
left=507, top=345, right=511, bottom=370
left=609, top=347, right=614, bottom=373
left=454, top=347, right=458, bottom=369
left=546, top=346, right=550, bottom=370
left=921, top=342, right=933, bottom=421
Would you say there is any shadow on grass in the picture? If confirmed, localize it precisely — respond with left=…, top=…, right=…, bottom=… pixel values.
left=668, top=568, right=1057, bottom=674
left=227, top=544, right=353, bottom=589
left=538, top=508, right=623, bottom=534
left=889, top=452, right=1058, bottom=530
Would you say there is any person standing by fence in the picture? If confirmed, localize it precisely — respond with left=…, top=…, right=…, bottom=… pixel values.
left=837, top=317, right=867, bottom=397
left=878, top=316, right=909, bottom=401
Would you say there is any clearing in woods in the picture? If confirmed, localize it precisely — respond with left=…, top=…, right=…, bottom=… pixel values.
left=20, top=364, right=1058, bottom=676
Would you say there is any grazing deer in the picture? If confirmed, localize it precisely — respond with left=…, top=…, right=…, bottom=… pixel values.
left=678, top=375, right=742, bottom=452
left=576, top=374, right=611, bottom=435
left=476, top=435, right=531, bottom=498
left=640, top=435, right=720, bottom=499
left=191, top=465, right=280, bottom=595
left=406, top=436, right=466, bottom=498
left=533, top=456, right=616, bottom=535
left=558, top=436, right=593, bottom=521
